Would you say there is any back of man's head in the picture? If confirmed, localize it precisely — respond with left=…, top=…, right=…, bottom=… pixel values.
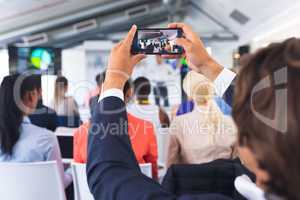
left=133, top=77, right=151, bottom=99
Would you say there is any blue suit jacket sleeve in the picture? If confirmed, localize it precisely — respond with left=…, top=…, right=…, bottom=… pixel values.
left=87, top=96, right=176, bottom=200
left=223, top=84, right=234, bottom=107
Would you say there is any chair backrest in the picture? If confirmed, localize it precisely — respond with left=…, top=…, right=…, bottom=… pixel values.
left=71, top=163, right=94, bottom=200
left=139, top=163, right=152, bottom=178
left=0, top=161, right=66, bottom=200
left=55, top=127, right=76, bottom=137
left=156, top=127, right=170, bottom=167
left=57, top=116, right=80, bottom=128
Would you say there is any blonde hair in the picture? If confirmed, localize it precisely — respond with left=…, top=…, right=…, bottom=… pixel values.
left=183, top=71, right=222, bottom=126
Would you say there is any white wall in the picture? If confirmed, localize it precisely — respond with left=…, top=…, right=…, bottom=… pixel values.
left=0, top=50, right=9, bottom=83
left=62, top=49, right=89, bottom=107
left=209, top=42, right=238, bottom=69
left=60, top=41, right=114, bottom=108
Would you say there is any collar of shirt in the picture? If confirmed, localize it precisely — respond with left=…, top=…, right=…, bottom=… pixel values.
left=22, top=116, right=31, bottom=124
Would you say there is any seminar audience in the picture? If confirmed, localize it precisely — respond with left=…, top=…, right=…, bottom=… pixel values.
left=74, top=80, right=159, bottom=179
left=166, top=71, right=237, bottom=168
left=0, top=74, right=72, bottom=188
left=127, top=77, right=170, bottom=128
left=29, top=75, right=58, bottom=132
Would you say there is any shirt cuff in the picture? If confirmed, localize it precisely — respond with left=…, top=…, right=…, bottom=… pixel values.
left=214, top=68, right=236, bottom=97
left=98, top=88, right=124, bottom=102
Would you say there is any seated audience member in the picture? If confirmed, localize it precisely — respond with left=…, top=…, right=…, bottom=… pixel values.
left=127, top=77, right=170, bottom=128
left=166, top=71, right=237, bottom=168
left=84, top=73, right=103, bottom=107
left=89, top=71, right=106, bottom=115
left=51, top=76, right=80, bottom=127
left=29, top=75, right=58, bottom=131
left=232, top=38, right=300, bottom=200
left=0, top=74, right=72, bottom=188
left=74, top=80, right=158, bottom=179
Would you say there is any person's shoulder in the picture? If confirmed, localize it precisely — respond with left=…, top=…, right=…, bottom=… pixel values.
left=66, top=96, right=78, bottom=105
left=75, top=122, right=90, bottom=135
left=128, top=113, right=154, bottom=127
left=41, top=104, right=57, bottom=115
left=174, top=111, right=193, bottom=121
left=23, top=123, right=56, bottom=145
left=66, top=96, right=75, bottom=101
left=32, top=124, right=55, bottom=137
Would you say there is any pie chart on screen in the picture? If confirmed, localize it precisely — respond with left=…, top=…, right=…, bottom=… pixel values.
left=30, top=48, right=52, bottom=70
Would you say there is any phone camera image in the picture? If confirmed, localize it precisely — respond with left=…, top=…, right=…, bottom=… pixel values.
left=133, top=29, right=183, bottom=55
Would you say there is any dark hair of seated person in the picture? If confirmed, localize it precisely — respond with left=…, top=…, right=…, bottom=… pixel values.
left=95, top=71, right=106, bottom=87
left=233, top=38, right=300, bottom=199
left=133, top=77, right=151, bottom=100
left=123, top=79, right=132, bottom=101
left=0, top=74, right=38, bottom=155
left=133, top=77, right=170, bottom=127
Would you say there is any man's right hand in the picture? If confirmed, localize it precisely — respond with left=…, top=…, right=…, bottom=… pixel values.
left=103, top=25, right=145, bottom=92
left=165, top=23, right=223, bottom=81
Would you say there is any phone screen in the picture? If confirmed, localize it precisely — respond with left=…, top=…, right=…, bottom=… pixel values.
left=131, top=28, right=183, bottom=55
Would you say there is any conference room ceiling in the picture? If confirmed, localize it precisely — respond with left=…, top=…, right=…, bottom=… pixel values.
left=0, top=0, right=298, bottom=48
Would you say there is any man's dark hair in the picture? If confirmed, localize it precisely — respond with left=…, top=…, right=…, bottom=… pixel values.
left=95, top=71, right=106, bottom=87
left=233, top=38, right=300, bottom=199
left=123, top=79, right=132, bottom=95
left=133, top=77, right=151, bottom=98
left=32, top=74, right=42, bottom=90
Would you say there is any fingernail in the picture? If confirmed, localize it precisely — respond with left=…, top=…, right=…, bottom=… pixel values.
left=132, top=24, right=137, bottom=29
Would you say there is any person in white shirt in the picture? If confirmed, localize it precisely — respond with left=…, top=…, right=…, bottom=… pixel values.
left=51, top=76, right=79, bottom=116
left=0, top=74, right=72, bottom=188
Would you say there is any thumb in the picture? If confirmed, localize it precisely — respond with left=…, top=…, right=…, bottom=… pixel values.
left=175, top=38, right=192, bottom=52
left=132, top=54, right=146, bottom=65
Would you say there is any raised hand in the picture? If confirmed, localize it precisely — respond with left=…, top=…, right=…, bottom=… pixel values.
left=103, top=25, right=146, bottom=91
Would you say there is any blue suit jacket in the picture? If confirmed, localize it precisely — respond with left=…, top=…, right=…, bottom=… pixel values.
left=87, top=95, right=233, bottom=200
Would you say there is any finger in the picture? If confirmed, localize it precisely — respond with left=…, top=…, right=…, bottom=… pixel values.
left=168, top=23, right=193, bottom=32
left=116, top=41, right=123, bottom=48
left=175, top=38, right=192, bottom=51
left=168, top=22, right=185, bottom=29
left=117, top=40, right=123, bottom=46
left=123, top=24, right=137, bottom=48
left=168, top=22, right=198, bottom=41
left=132, top=54, right=146, bottom=64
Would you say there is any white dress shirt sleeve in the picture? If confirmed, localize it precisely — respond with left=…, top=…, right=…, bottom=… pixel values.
left=98, top=88, right=124, bottom=102
left=214, top=68, right=236, bottom=97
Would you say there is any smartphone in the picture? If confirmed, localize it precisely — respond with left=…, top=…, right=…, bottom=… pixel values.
left=131, top=28, right=183, bottom=55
